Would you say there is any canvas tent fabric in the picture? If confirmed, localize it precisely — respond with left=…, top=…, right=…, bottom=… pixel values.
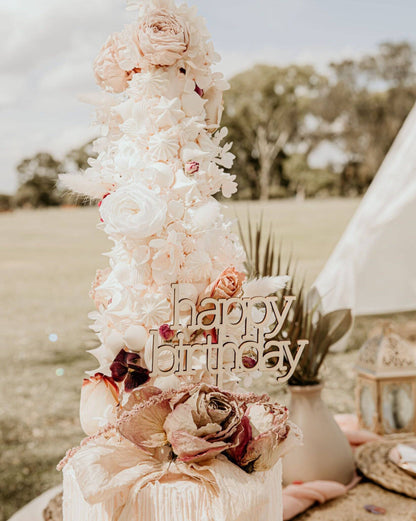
left=314, top=102, right=416, bottom=316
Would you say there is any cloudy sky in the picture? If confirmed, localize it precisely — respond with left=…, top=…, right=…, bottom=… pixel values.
left=1, top=0, right=416, bottom=194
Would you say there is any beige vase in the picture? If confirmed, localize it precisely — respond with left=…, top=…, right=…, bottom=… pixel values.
left=283, top=384, right=355, bottom=486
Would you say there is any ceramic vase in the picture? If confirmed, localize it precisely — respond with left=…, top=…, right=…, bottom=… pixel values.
left=283, top=384, right=355, bottom=486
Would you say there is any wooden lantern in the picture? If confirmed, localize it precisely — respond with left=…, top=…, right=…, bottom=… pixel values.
left=356, top=325, right=416, bottom=435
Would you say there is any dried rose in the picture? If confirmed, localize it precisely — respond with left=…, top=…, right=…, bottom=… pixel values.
left=163, top=384, right=243, bottom=463
left=80, top=374, right=119, bottom=436
left=159, top=324, right=175, bottom=342
left=228, top=402, right=302, bottom=472
left=137, top=9, right=190, bottom=67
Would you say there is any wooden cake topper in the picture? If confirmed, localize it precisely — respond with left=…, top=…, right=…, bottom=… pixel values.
left=149, top=283, right=308, bottom=387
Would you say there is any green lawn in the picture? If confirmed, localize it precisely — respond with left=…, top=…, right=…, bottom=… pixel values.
left=0, top=198, right=408, bottom=520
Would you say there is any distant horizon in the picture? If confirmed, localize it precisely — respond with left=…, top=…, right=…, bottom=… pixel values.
left=1, top=0, right=416, bottom=194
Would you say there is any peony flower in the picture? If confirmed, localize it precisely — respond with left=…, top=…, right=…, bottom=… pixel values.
left=110, top=349, right=150, bottom=392
left=80, top=373, right=119, bottom=436
left=163, top=384, right=243, bottom=463
left=199, top=267, right=246, bottom=305
left=93, top=28, right=141, bottom=93
left=227, top=402, right=302, bottom=473
left=99, top=183, right=167, bottom=240
left=137, top=9, right=190, bottom=67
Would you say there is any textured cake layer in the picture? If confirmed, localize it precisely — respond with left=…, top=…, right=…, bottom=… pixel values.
left=63, top=459, right=282, bottom=521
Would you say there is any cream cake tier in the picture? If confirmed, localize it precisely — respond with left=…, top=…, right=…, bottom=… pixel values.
left=63, top=458, right=283, bottom=521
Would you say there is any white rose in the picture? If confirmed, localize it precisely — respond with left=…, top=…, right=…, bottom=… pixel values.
left=100, top=184, right=167, bottom=239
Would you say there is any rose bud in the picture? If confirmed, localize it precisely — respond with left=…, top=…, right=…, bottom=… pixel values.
left=80, top=373, right=119, bottom=436
left=185, top=161, right=199, bottom=176
left=159, top=324, right=175, bottom=342
left=242, top=355, right=257, bottom=369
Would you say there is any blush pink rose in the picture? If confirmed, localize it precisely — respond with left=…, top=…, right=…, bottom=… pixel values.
left=137, top=9, right=190, bottom=67
left=93, top=29, right=141, bottom=93
left=201, top=267, right=246, bottom=302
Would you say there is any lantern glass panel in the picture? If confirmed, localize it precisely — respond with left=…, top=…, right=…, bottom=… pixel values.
left=382, top=382, right=414, bottom=433
left=360, top=384, right=376, bottom=430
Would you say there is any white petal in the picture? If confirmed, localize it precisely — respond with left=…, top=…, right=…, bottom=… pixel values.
left=243, top=276, right=290, bottom=298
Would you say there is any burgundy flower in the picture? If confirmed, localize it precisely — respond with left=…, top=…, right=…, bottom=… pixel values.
left=194, top=83, right=204, bottom=97
left=110, top=349, right=150, bottom=392
left=242, top=356, right=257, bottom=369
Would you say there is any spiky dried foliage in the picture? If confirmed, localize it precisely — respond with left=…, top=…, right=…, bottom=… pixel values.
left=239, top=217, right=352, bottom=386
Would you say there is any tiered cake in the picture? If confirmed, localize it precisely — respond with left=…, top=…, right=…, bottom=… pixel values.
left=59, top=1, right=302, bottom=519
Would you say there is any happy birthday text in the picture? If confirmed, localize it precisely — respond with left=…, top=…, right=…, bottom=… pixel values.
left=149, top=284, right=308, bottom=387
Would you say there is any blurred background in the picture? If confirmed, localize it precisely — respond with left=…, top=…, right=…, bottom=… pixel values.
left=1, top=0, right=416, bottom=519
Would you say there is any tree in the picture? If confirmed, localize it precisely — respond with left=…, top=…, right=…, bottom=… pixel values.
left=62, top=141, right=97, bottom=174
left=223, top=64, right=329, bottom=200
left=14, top=175, right=62, bottom=208
left=14, top=143, right=98, bottom=208
left=16, top=152, right=62, bottom=187
left=323, top=42, right=416, bottom=191
left=0, top=194, right=13, bottom=212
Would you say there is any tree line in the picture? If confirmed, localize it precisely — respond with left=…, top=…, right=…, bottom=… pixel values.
left=2, top=41, right=415, bottom=210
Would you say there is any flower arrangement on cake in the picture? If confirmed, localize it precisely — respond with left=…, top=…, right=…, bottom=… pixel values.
left=58, top=1, right=305, bottom=520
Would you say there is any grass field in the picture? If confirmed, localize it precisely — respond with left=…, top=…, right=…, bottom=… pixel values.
left=1, top=198, right=413, bottom=520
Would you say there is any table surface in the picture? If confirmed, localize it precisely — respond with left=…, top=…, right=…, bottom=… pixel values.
left=295, top=482, right=416, bottom=521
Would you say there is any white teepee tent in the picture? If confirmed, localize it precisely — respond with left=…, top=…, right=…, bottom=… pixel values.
left=314, top=102, right=416, bottom=316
